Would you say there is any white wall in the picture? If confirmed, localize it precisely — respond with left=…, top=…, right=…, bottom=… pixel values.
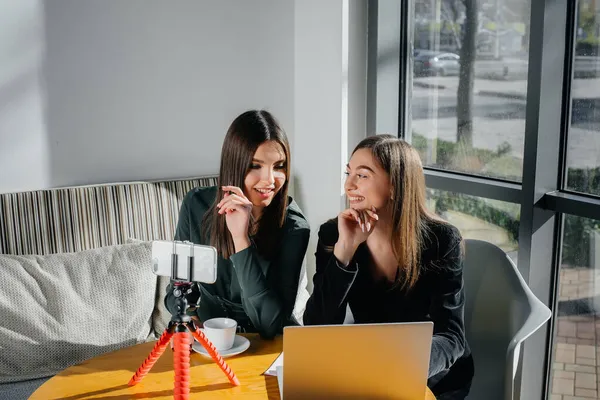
left=0, top=0, right=295, bottom=193
left=293, top=0, right=367, bottom=290
left=348, top=1, right=368, bottom=154
left=373, top=0, right=401, bottom=136
left=0, top=0, right=49, bottom=194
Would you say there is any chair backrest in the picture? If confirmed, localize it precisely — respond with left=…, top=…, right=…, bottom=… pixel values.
left=462, top=239, right=551, bottom=400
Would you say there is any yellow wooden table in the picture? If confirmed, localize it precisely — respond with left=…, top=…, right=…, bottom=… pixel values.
left=30, top=334, right=436, bottom=399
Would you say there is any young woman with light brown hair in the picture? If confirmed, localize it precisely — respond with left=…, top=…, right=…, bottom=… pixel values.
left=303, top=134, right=473, bottom=399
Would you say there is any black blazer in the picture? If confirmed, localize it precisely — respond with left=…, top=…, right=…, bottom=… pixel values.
left=303, top=218, right=474, bottom=397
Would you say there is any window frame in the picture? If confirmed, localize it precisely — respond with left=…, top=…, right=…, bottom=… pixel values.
left=368, top=0, right=595, bottom=398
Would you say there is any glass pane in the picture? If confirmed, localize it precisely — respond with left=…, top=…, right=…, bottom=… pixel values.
left=412, top=1, right=531, bottom=182
left=550, top=214, right=600, bottom=398
left=426, top=189, right=519, bottom=262
left=565, top=4, right=600, bottom=196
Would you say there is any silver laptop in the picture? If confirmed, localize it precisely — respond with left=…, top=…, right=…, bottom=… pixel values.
left=282, top=322, right=433, bottom=400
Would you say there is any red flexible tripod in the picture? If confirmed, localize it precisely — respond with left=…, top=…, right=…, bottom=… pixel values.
left=128, top=282, right=240, bottom=399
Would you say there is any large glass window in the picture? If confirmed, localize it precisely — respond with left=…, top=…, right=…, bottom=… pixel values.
left=550, top=215, right=600, bottom=398
left=412, top=0, right=531, bottom=181
left=565, top=3, right=600, bottom=197
left=548, top=2, right=600, bottom=399
left=374, top=0, right=600, bottom=397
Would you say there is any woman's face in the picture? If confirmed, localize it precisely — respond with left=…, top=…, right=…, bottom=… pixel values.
left=244, top=141, right=287, bottom=210
left=344, top=148, right=391, bottom=211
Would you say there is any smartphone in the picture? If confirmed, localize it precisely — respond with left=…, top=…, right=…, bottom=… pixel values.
left=151, top=240, right=217, bottom=283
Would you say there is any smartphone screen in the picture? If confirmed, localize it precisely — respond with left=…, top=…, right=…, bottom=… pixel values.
left=151, top=240, right=217, bottom=283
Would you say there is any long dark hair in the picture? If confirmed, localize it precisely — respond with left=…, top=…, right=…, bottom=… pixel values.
left=203, top=110, right=291, bottom=259
left=352, top=134, right=446, bottom=289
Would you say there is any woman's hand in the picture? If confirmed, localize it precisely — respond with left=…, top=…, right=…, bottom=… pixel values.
left=217, top=186, right=253, bottom=251
left=334, top=206, right=378, bottom=266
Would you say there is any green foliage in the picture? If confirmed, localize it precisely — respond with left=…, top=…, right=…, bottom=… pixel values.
left=412, top=133, right=600, bottom=267
left=411, top=133, right=519, bottom=180
left=411, top=133, right=428, bottom=153
left=431, top=190, right=520, bottom=242
left=578, top=37, right=600, bottom=46
left=567, top=167, right=600, bottom=196
left=576, top=37, right=600, bottom=56
left=576, top=8, right=600, bottom=56
left=562, top=168, right=600, bottom=267
left=580, top=9, right=597, bottom=39
left=562, top=215, right=599, bottom=267
left=411, top=132, right=500, bottom=164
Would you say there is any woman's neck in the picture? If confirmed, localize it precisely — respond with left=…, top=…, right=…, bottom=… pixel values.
left=251, top=206, right=264, bottom=221
left=248, top=206, right=264, bottom=236
left=364, top=208, right=398, bottom=282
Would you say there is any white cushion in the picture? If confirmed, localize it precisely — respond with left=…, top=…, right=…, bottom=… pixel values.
left=0, top=242, right=155, bottom=382
left=292, top=258, right=310, bottom=324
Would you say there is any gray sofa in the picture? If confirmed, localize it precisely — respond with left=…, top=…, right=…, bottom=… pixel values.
left=0, top=176, right=215, bottom=400
left=0, top=175, right=309, bottom=400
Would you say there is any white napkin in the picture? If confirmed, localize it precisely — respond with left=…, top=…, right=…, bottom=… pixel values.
left=264, top=352, right=283, bottom=376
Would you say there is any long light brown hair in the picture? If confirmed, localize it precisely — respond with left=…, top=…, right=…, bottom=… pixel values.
left=352, top=134, right=447, bottom=290
left=202, top=110, right=290, bottom=259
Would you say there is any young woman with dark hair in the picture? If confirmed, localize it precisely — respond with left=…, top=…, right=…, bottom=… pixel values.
left=165, top=110, right=310, bottom=339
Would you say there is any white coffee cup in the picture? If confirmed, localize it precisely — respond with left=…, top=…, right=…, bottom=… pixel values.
left=202, top=317, right=237, bottom=351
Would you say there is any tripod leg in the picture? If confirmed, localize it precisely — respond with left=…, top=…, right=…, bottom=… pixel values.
left=188, top=323, right=240, bottom=386
left=173, top=329, right=191, bottom=400
left=128, top=325, right=175, bottom=386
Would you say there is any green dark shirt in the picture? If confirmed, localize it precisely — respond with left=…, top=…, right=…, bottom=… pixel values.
left=164, top=186, right=310, bottom=339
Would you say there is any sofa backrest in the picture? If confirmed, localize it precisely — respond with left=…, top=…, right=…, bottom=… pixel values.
left=0, top=176, right=218, bottom=256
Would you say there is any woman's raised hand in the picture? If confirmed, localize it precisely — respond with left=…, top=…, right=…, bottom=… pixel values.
left=334, top=206, right=378, bottom=266
left=217, top=186, right=253, bottom=241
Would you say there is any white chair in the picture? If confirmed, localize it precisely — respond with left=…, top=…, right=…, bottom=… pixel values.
left=463, top=239, right=552, bottom=400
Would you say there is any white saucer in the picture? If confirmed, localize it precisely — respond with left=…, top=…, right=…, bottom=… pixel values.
left=192, top=335, right=250, bottom=358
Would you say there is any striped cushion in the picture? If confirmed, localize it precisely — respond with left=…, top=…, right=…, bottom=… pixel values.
left=0, top=176, right=218, bottom=256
